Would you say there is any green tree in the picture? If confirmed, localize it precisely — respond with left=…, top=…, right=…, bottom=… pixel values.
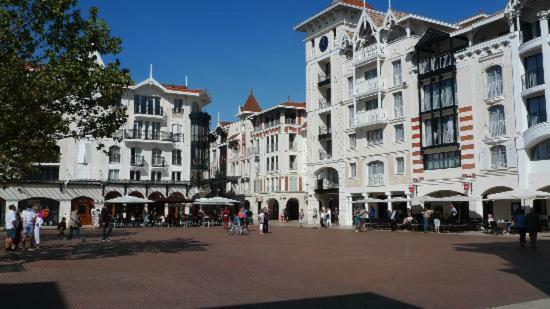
left=0, top=0, right=131, bottom=184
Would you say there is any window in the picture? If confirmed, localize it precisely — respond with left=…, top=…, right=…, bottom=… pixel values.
left=289, top=155, right=297, bottom=170
left=151, top=171, right=162, bottom=181
left=289, top=134, right=296, bottom=150
left=130, top=148, right=142, bottom=166
left=173, top=98, right=183, bottom=113
left=392, top=60, right=402, bottom=86
left=365, top=99, right=378, bottom=111
left=367, top=129, right=383, bottom=145
left=134, top=95, right=162, bottom=115
left=289, top=176, right=298, bottom=192
left=130, top=170, right=141, bottom=181
left=395, top=157, right=404, bottom=174
left=394, top=92, right=403, bottom=118
left=531, top=139, right=550, bottom=161
left=349, top=162, right=357, bottom=178
left=523, top=54, right=544, bottom=89
left=349, top=133, right=356, bottom=149
left=171, top=124, right=183, bottom=142
left=527, top=96, right=547, bottom=128
left=422, top=114, right=456, bottom=147
left=108, top=146, right=120, bottom=163
left=424, top=151, right=461, bottom=170
left=347, top=76, right=354, bottom=99
left=77, top=141, right=92, bottom=164
left=394, top=124, right=404, bottom=142
left=172, top=149, right=182, bottom=165
left=152, top=148, right=163, bottom=166
left=421, top=78, right=455, bottom=112
left=108, top=169, right=119, bottom=180
left=348, top=105, right=355, bottom=128
left=491, top=145, right=507, bottom=169
left=487, top=66, right=503, bottom=98
left=365, top=68, right=377, bottom=80
left=489, top=105, right=506, bottom=137
left=171, top=172, right=181, bottom=181
left=367, top=161, right=384, bottom=186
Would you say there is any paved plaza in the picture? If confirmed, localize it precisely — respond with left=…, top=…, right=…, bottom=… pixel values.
left=1, top=226, right=549, bottom=308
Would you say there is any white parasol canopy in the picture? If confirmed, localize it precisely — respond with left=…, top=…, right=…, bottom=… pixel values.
left=195, top=197, right=241, bottom=205
left=105, top=195, right=154, bottom=204
left=485, top=189, right=550, bottom=201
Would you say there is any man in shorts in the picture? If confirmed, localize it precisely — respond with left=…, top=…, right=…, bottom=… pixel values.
left=21, top=205, right=36, bottom=250
left=5, top=205, right=18, bottom=251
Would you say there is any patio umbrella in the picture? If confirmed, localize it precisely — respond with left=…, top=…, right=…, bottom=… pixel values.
left=485, top=189, right=550, bottom=201
left=195, top=197, right=241, bottom=205
left=423, top=195, right=480, bottom=202
left=104, top=195, right=154, bottom=204
left=351, top=198, right=386, bottom=204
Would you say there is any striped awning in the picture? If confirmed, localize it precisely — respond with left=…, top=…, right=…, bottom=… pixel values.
left=0, top=184, right=103, bottom=202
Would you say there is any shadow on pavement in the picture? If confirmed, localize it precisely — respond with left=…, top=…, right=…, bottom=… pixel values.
left=454, top=239, right=550, bottom=295
left=209, top=292, right=420, bottom=309
left=1, top=237, right=209, bottom=265
left=1, top=282, right=67, bottom=309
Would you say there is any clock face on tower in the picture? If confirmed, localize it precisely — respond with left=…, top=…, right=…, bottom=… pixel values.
left=319, top=36, right=329, bottom=52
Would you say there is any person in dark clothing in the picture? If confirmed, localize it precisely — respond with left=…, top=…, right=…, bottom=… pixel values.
left=57, top=217, right=67, bottom=239
left=263, top=208, right=269, bottom=233
left=514, top=209, right=527, bottom=247
left=525, top=209, right=541, bottom=248
left=100, top=207, right=112, bottom=242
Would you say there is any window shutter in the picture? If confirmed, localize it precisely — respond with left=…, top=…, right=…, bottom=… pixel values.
left=506, top=142, right=518, bottom=168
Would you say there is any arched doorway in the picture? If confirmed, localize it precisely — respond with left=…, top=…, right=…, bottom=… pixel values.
left=71, top=196, right=95, bottom=226
left=104, top=191, right=122, bottom=217
left=286, top=198, right=299, bottom=221
left=148, top=191, right=165, bottom=219
left=267, top=198, right=279, bottom=221
left=18, top=198, right=60, bottom=226
left=482, top=187, right=513, bottom=222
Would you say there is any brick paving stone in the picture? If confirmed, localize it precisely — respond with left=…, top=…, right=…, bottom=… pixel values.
left=0, top=227, right=549, bottom=308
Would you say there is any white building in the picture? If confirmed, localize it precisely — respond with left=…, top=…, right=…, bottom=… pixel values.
left=295, top=0, right=550, bottom=226
left=1, top=68, right=211, bottom=226
left=209, top=92, right=308, bottom=221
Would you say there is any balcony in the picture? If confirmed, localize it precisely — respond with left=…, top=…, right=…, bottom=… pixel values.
left=523, top=121, right=550, bottom=149
left=355, top=78, right=384, bottom=99
left=353, top=44, right=384, bottom=67
left=519, top=35, right=543, bottom=55
left=318, top=125, right=332, bottom=140
left=134, top=106, right=165, bottom=119
left=418, top=53, right=455, bottom=76
left=368, top=174, right=384, bottom=186
left=152, top=156, right=166, bottom=167
left=124, top=129, right=176, bottom=143
left=522, top=68, right=545, bottom=93
left=491, top=161, right=507, bottom=170
left=318, top=73, right=331, bottom=87
left=354, top=109, right=388, bottom=129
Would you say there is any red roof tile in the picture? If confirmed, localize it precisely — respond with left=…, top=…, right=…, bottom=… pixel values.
left=281, top=101, right=306, bottom=108
left=240, top=90, right=262, bottom=113
left=162, top=84, right=202, bottom=94
left=340, top=0, right=373, bottom=10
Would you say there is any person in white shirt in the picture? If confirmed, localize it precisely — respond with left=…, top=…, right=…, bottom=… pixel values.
left=326, top=208, right=332, bottom=228
left=258, top=210, right=265, bottom=235
left=21, top=205, right=36, bottom=250
left=34, top=208, right=44, bottom=248
left=5, top=205, right=18, bottom=251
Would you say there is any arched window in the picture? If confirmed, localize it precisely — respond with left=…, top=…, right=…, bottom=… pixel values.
left=108, top=146, right=120, bottom=163
left=367, top=161, right=384, bottom=186
left=531, top=139, right=550, bottom=161
left=490, top=145, right=507, bottom=169
left=488, top=105, right=506, bottom=137
left=487, top=66, right=503, bottom=98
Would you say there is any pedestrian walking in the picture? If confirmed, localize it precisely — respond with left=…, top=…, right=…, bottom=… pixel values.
left=369, top=207, right=376, bottom=224
left=21, top=204, right=36, bottom=250
left=222, top=207, right=230, bottom=229
left=34, top=208, right=44, bottom=249
left=334, top=207, right=339, bottom=226
left=525, top=209, right=541, bottom=248
left=258, top=209, right=265, bottom=235
left=12, top=209, right=23, bottom=250
left=57, top=217, right=67, bottom=239
left=390, top=209, right=398, bottom=232
left=360, top=207, right=368, bottom=232
left=299, top=209, right=305, bottom=228
left=320, top=207, right=326, bottom=228
left=67, top=209, right=86, bottom=242
left=100, top=207, right=112, bottom=242
left=449, top=204, right=458, bottom=225
left=434, top=216, right=441, bottom=234
left=4, top=205, right=18, bottom=251
left=422, top=210, right=432, bottom=233
left=263, top=207, right=269, bottom=233
left=326, top=207, right=332, bottom=228
left=514, top=209, right=527, bottom=247
left=312, top=208, right=318, bottom=228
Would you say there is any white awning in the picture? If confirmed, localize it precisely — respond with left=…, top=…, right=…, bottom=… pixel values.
left=485, top=189, right=550, bottom=201
left=195, top=197, right=241, bottom=205
left=105, top=195, right=154, bottom=204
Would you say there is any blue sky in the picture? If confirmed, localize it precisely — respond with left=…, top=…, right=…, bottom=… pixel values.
left=80, top=0, right=507, bottom=123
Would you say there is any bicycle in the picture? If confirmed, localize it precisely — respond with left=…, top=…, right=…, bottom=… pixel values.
left=227, top=224, right=250, bottom=235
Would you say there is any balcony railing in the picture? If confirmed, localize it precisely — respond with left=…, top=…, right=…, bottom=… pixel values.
left=368, top=174, right=384, bottom=186
left=354, top=109, right=387, bottom=128
left=130, top=156, right=144, bottom=166
left=355, top=78, right=384, bottom=98
left=319, top=150, right=332, bottom=160
left=522, top=68, right=544, bottom=90
left=171, top=133, right=183, bottom=142
left=353, top=44, right=382, bottom=66
left=285, top=118, right=297, bottom=124
left=488, top=120, right=506, bottom=138
left=135, top=106, right=164, bottom=117
left=487, top=81, right=503, bottom=99
left=152, top=156, right=166, bottom=167
left=418, top=53, right=455, bottom=75
left=491, top=161, right=507, bottom=169
left=319, top=98, right=331, bottom=109
left=124, top=129, right=180, bottom=142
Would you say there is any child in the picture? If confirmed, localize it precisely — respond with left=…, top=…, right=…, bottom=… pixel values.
left=57, top=217, right=67, bottom=239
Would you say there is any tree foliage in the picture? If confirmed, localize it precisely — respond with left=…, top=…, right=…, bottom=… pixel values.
left=0, top=0, right=131, bottom=184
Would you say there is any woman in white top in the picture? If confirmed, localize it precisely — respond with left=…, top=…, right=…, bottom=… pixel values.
left=258, top=211, right=265, bottom=235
